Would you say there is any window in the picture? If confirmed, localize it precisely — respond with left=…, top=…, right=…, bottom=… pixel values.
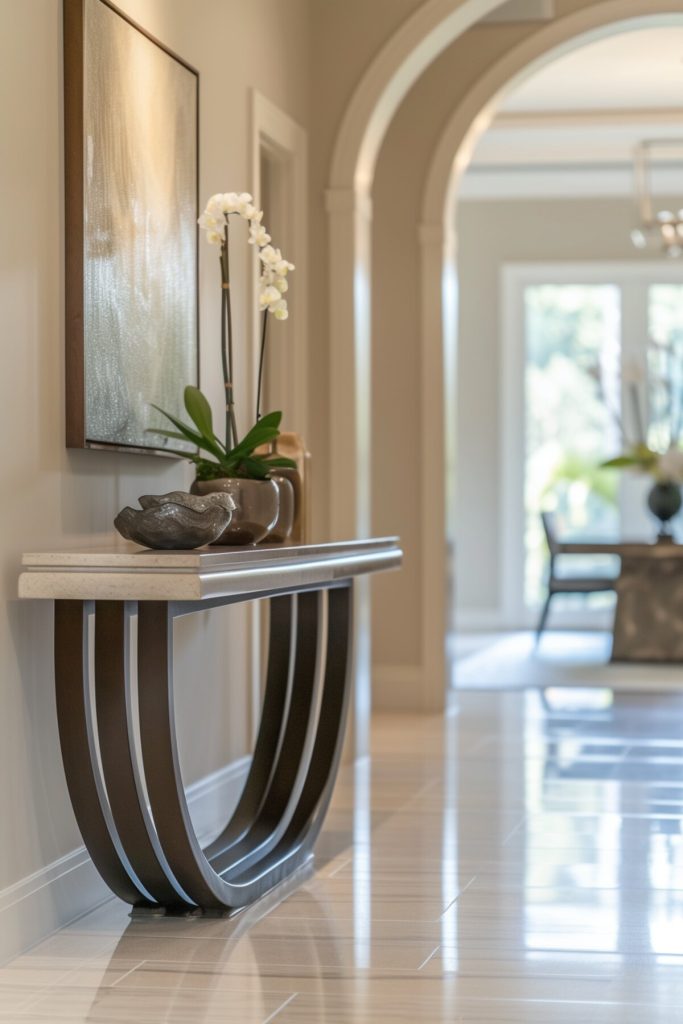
left=503, top=264, right=683, bottom=625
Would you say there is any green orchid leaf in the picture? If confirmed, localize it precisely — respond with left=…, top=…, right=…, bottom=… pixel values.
left=146, top=445, right=203, bottom=463
left=150, top=404, right=203, bottom=444
left=146, top=428, right=196, bottom=445
left=237, top=456, right=272, bottom=479
left=234, top=418, right=280, bottom=453
left=255, top=410, right=282, bottom=430
left=184, top=386, right=215, bottom=441
left=150, top=404, right=224, bottom=461
left=235, top=412, right=282, bottom=448
left=230, top=427, right=279, bottom=459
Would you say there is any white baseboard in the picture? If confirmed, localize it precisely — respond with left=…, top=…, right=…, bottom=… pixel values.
left=0, top=755, right=251, bottom=965
left=0, top=847, right=110, bottom=966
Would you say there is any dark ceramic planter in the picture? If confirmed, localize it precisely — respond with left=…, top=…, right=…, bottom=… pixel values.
left=260, top=475, right=295, bottom=544
left=190, top=477, right=279, bottom=545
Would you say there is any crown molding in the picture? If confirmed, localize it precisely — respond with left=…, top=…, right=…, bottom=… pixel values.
left=459, top=163, right=683, bottom=201
left=493, top=107, right=683, bottom=128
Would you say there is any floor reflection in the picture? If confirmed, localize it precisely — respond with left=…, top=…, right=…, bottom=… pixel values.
left=449, top=686, right=683, bottom=966
left=68, top=868, right=350, bottom=1023
left=6, top=683, right=683, bottom=1020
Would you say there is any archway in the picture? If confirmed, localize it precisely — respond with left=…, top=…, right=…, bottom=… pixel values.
left=326, top=0, right=512, bottom=744
left=327, top=0, right=510, bottom=545
left=327, top=0, right=683, bottom=716
left=418, top=0, right=683, bottom=708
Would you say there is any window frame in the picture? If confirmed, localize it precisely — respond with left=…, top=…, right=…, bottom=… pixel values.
left=501, top=261, right=683, bottom=627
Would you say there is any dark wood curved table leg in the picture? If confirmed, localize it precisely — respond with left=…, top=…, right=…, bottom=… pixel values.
left=137, top=600, right=234, bottom=909
left=211, top=589, right=324, bottom=878
left=94, top=601, right=192, bottom=908
left=204, top=594, right=295, bottom=860
left=229, top=584, right=353, bottom=890
left=274, top=585, right=353, bottom=854
left=54, top=600, right=148, bottom=906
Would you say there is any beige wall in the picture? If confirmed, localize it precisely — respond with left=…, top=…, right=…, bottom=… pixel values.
left=0, top=0, right=310, bottom=948
left=455, top=195, right=674, bottom=618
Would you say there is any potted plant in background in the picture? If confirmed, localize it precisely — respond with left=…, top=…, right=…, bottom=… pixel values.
left=593, top=351, right=683, bottom=540
left=149, top=192, right=296, bottom=544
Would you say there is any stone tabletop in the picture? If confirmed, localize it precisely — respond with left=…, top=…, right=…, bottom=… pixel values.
left=19, top=537, right=402, bottom=602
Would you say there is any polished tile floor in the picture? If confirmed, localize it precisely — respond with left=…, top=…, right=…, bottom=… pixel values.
left=4, top=684, right=683, bottom=1022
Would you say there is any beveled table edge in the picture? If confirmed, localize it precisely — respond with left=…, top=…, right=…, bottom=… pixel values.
left=18, top=538, right=403, bottom=602
left=21, top=537, right=399, bottom=569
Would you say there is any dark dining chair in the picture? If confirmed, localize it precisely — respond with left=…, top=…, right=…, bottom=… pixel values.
left=537, top=511, right=618, bottom=640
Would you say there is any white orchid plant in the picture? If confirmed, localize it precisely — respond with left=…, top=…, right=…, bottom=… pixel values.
left=149, top=192, right=296, bottom=481
left=591, top=349, right=683, bottom=485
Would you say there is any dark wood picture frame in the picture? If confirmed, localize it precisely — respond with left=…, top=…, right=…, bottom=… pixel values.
left=64, top=0, right=199, bottom=455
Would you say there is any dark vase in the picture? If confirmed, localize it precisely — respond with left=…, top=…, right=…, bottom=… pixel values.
left=190, top=477, right=279, bottom=545
left=260, top=475, right=295, bottom=544
left=647, top=481, right=682, bottom=540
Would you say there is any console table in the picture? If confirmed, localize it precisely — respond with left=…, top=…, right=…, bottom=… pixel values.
left=18, top=538, right=402, bottom=914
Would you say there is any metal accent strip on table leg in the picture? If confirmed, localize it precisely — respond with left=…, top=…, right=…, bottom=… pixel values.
left=94, top=601, right=192, bottom=908
left=54, top=600, right=147, bottom=905
left=203, top=594, right=295, bottom=861
left=138, top=601, right=231, bottom=909
left=210, top=590, right=324, bottom=879
left=229, top=584, right=353, bottom=891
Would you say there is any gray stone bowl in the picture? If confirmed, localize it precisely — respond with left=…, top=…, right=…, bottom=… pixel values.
left=114, top=491, right=236, bottom=550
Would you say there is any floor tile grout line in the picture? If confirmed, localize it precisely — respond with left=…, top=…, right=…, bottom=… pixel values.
left=416, top=945, right=441, bottom=971
left=438, top=875, right=478, bottom=918
left=326, top=857, right=352, bottom=878
left=501, top=816, right=527, bottom=845
left=109, top=959, right=149, bottom=988
left=262, top=992, right=298, bottom=1023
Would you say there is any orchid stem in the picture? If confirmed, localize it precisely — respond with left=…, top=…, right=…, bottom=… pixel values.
left=256, top=311, right=268, bottom=422
left=219, top=252, right=232, bottom=451
left=221, top=217, right=238, bottom=449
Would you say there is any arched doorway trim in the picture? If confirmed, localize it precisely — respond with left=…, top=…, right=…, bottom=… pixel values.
left=330, top=0, right=507, bottom=192
left=327, top=0, right=509, bottom=547
left=415, top=0, right=683, bottom=710
left=326, top=0, right=510, bottom=727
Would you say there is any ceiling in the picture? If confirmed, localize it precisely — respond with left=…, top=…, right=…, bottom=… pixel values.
left=501, top=26, right=683, bottom=113
left=463, top=25, right=683, bottom=199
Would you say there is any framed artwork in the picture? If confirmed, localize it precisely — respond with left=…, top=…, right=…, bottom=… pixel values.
left=64, top=0, right=199, bottom=454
